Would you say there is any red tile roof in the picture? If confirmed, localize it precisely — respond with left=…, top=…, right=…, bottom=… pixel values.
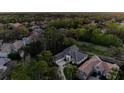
left=78, top=55, right=119, bottom=76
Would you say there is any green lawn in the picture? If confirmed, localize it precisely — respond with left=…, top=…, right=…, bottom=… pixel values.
left=76, top=41, right=120, bottom=57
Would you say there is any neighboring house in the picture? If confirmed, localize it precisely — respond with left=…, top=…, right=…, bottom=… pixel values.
left=0, top=57, right=10, bottom=68
left=23, top=22, right=29, bottom=26
left=30, top=21, right=35, bottom=26
left=0, top=52, right=9, bottom=58
left=30, top=26, right=44, bottom=42
left=54, top=45, right=88, bottom=66
left=13, top=40, right=24, bottom=51
left=33, top=28, right=44, bottom=33
left=30, top=25, right=44, bottom=33
left=0, top=52, right=10, bottom=71
left=10, top=23, right=23, bottom=30
left=77, top=55, right=119, bottom=80
left=30, top=25, right=39, bottom=30
left=0, top=43, right=15, bottom=53
left=22, top=37, right=32, bottom=46
left=30, top=32, right=41, bottom=42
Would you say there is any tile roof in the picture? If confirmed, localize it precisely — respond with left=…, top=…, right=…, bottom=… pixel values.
left=13, top=40, right=24, bottom=50
left=79, top=56, right=101, bottom=76
left=78, top=55, right=119, bottom=77
left=54, top=45, right=88, bottom=65
left=11, top=23, right=23, bottom=28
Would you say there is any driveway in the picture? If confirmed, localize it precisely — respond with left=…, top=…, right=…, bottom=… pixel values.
left=57, top=61, right=66, bottom=80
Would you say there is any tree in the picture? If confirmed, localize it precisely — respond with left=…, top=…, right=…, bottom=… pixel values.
left=26, top=41, right=42, bottom=57
left=64, top=64, right=77, bottom=80
left=10, top=64, right=31, bottom=80
left=38, top=50, right=53, bottom=62
left=10, top=59, right=60, bottom=80
left=91, top=33, right=123, bottom=47
left=65, top=28, right=86, bottom=41
left=63, top=37, right=76, bottom=47
left=117, top=64, right=124, bottom=80
left=106, top=20, right=118, bottom=32
left=106, top=68, right=119, bottom=80
left=8, top=52, right=21, bottom=61
left=44, top=27, right=65, bottom=54
left=18, top=26, right=29, bottom=37
left=47, top=66, right=60, bottom=80
left=28, top=60, right=49, bottom=79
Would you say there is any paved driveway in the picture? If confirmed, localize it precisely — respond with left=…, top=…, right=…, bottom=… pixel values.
left=57, top=61, right=66, bottom=80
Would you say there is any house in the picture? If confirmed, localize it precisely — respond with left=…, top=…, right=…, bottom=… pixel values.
left=77, top=55, right=119, bottom=80
left=22, top=37, right=32, bottom=46
left=30, top=21, right=35, bottom=26
left=10, top=23, right=23, bottom=30
left=30, top=28, right=43, bottom=42
left=30, top=25, right=40, bottom=31
left=0, top=58, right=10, bottom=67
left=0, top=43, right=15, bottom=53
left=33, top=28, right=44, bottom=33
left=13, top=40, right=24, bottom=51
left=54, top=45, right=88, bottom=66
left=0, top=52, right=10, bottom=71
left=0, top=65, right=7, bottom=71
left=30, top=25, right=44, bottom=33
left=0, top=52, right=9, bottom=58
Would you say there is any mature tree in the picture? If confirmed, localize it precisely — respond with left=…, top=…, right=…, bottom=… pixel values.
left=106, top=68, right=119, bottom=80
left=65, top=28, right=86, bottom=41
left=10, top=59, right=60, bottom=80
left=92, top=33, right=123, bottom=47
left=117, top=63, right=124, bottom=80
left=47, top=66, right=60, bottom=80
left=38, top=50, right=53, bottom=62
left=64, top=64, right=77, bottom=80
left=63, top=37, right=76, bottom=47
left=8, top=52, right=21, bottom=61
left=44, top=27, right=65, bottom=54
left=28, top=60, right=49, bottom=80
left=18, top=26, right=29, bottom=37
left=10, top=64, right=31, bottom=80
left=26, top=41, right=42, bottom=57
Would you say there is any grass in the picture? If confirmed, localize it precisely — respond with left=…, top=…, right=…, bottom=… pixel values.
left=76, top=41, right=118, bottom=57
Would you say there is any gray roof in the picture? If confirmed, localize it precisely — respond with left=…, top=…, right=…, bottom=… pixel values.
left=33, top=28, right=44, bottom=33
left=99, top=56, right=117, bottom=64
left=0, top=52, right=9, bottom=58
left=0, top=58, right=10, bottom=66
left=22, top=37, right=31, bottom=45
left=54, top=45, right=88, bottom=65
left=30, top=25, right=40, bottom=30
left=1, top=43, right=15, bottom=53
